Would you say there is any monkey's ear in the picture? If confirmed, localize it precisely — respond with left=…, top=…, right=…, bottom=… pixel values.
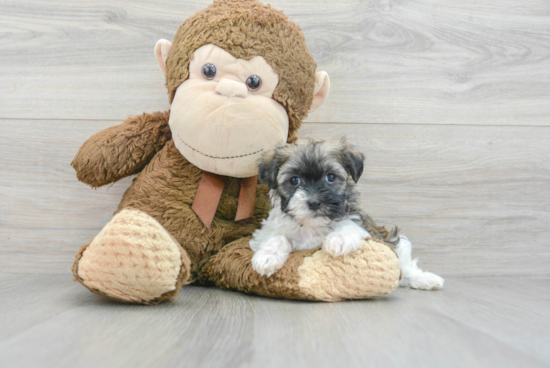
left=309, top=71, right=330, bottom=113
left=154, top=39, right=173, bottom=76
left=339, top=138, right=365, bottom=183
left=258, top=150, right=283, bottom=189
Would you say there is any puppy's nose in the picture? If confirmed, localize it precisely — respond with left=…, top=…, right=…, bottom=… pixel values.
left=215, top=78, right=248, bottom=98
left=307, top=199, right=321, bottom=211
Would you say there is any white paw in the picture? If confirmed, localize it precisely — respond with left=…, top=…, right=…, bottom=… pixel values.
left=323, top=232, right=365, bottom=257
left=408, top=272, right=444, bottom=290
left=251, top=251, right=288, bottom=277
left=251, top=236, right=290, bottom=277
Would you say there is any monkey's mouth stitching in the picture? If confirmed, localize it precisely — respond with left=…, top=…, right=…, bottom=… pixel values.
left=177, top=134, right=263, bottom=159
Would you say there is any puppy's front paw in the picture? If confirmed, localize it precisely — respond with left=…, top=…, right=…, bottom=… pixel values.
left=251, top=236, right=291, bottom=277
left=409, top=272, right=444, bottom=290
left=323, top=232, right=365, bottom=257
left=252, top=251, right=288, bottom=277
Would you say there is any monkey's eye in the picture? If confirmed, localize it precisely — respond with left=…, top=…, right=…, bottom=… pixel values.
left=326, top=174, right=336, bottom=184
left=289, top=177, right=300, bottom=187
left=246, top=75, right=262, bottom=91
left=202, top=63, right=217, bottom=80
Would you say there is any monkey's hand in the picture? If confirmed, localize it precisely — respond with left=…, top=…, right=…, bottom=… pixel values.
left=72, top=111, right=171, bottom=187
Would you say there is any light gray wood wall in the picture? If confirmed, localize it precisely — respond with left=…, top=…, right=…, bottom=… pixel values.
left=1, top=0, right=549, bottom=277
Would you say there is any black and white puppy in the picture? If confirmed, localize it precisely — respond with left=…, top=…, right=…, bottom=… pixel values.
left=249, top=138, right=444, bottom=290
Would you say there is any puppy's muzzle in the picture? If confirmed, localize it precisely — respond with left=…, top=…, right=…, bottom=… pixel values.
left=307, top=199, right=321, bottom=211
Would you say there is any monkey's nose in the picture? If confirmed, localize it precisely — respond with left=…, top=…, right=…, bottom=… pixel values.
left=215, top=78, right=248, bottom=98
left=307, top=199, right=321, bottom=211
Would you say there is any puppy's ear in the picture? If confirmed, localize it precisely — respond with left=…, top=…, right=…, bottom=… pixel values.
left=339, top=138, right=365, bottom=183
left=258, top=149, right=283, bottom=189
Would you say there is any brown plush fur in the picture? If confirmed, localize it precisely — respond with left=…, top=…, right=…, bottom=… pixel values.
left=115, top=140, right=272, bottom=282
left=166, top=0, right=316, bottom=142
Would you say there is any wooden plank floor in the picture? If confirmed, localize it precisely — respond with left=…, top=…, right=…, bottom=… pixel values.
left=0, top=274, right=548, bottom=368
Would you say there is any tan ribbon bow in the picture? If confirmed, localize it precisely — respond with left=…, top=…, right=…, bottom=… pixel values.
left=192, top=172, right=258, bottom=228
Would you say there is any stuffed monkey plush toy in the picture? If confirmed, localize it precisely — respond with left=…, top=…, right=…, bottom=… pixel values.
left=71, top=0, right=401, bottom=304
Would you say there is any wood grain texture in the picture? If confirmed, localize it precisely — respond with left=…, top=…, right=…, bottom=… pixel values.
left=1, top=0, right=550, bottom=125
left=1, top=119, right=549, bottom=277
left=0, top=275, right=549, bottom=368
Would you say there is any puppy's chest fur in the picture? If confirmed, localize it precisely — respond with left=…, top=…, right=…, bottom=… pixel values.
left=250, top=204, right=355, bottom=251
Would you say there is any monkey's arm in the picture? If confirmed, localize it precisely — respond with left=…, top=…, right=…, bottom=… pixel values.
left=72, top=111, right=171, bottom=187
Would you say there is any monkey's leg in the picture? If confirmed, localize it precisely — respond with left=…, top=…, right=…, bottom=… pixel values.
left=201, top=237, right=401, bottom=301
left=72, top=209, right=191, bottom=304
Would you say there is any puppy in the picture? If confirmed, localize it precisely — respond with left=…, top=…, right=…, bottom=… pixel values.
left=249, top=138, right=444, bottom=290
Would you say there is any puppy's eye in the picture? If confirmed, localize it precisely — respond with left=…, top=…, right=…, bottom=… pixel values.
left=202, top=63, right=217, bottom=80
left=289, top=177, right=300, bottom=187
left=246, top=75, right=262, bottom=91
left=326, top=174, right=336, bottom=184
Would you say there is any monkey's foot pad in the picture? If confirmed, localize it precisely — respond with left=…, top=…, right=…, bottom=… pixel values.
left=73, top=209, right=190, bottom=304
left=297, top=238, right=402, bottom=301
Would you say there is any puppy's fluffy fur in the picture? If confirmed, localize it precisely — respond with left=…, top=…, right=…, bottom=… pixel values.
left=250, top=138, right=444, bottom=290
